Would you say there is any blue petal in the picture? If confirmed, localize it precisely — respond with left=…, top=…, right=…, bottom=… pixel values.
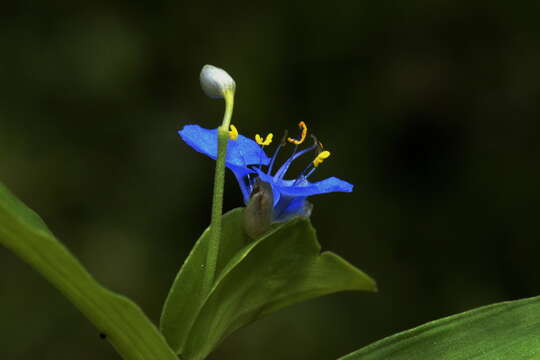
left=275, top=176, right=354, bottom=197
left=254, top=168, right=353, bottom=198
left=232, top=169, right=253, bottom=204
left=179, top=124, right=270, bottom=167
left=273, top=195, right=311, bottom=221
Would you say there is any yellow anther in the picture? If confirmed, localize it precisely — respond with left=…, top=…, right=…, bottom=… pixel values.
left=229, top=124, right=239, bottom=140
left=287, top=121, right=308, bottom=145
left=255, top=133, right=273, bottom=146
left=313, top=150, right=331, bottom=167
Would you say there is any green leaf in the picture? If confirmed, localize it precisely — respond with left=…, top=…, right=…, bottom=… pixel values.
left=161, top=207, right=376, bottom=360
left=0, top=182, right=177, bottom=360
left=339, top=296, right=540, bottom=360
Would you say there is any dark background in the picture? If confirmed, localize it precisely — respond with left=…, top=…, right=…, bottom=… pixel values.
left=1, top=1, right=539, bottom=359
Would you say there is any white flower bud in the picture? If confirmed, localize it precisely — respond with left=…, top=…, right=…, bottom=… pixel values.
left=200, top=64, right=236, bottom=99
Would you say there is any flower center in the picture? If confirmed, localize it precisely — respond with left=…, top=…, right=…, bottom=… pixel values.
left=250, top=121, right=330, bottom=188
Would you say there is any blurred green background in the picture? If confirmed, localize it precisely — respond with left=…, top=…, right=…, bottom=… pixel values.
left=1, top=1, right=540, bottom=359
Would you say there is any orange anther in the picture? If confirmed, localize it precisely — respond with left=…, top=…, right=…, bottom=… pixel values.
left=287, top=121, right=308, bottom=145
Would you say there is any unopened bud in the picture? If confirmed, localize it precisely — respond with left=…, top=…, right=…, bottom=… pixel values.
left=200, top=64, right=236, bottom=99
left=244, top=178, right=273, bottom=239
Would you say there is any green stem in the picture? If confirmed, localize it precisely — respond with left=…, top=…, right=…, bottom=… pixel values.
left=202, top=90, right=234, bottom=295
left=221, top=90, right=235, bottom=129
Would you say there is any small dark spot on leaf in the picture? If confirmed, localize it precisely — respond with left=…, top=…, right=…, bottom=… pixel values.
left=99, top=333, right=107, bottom=339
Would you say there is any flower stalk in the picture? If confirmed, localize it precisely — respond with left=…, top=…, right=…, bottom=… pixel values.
left=201, top=67, right=235, bottom=295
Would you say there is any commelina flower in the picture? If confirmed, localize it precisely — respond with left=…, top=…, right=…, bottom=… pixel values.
left=179, top=121, right=353, bottom=222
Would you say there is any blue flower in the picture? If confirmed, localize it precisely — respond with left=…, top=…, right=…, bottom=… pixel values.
left=179, top=123, right=353, bottom=222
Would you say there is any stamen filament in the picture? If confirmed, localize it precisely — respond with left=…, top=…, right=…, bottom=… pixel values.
left=295, top=136, right=324, bottom=180
left=305, top=166, right=317, bottom=179
left=274, top=142, right=318, bottom=180
left=267, top=130, right=288, bottom=175
left=267, top=145, right=282, bottom=175
left=299, top=163, right=315, bottom=180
